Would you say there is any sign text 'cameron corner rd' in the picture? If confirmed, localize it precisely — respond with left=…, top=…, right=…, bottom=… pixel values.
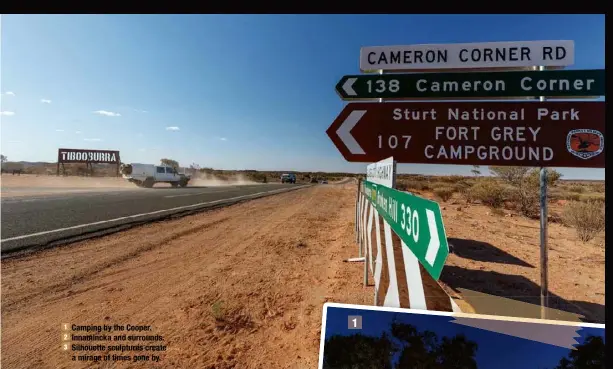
left=360, top=40, right=575, bottom=71
left=335, top=69, right=605, bottom=100
left=362, top=180, right=449, bottom=280
left=326, top=102, right=605, bottom=168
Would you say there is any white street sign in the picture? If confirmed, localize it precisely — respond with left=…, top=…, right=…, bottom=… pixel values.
left=360, top=40, right=575, bottom=71
left=366, top=156, right=396, bottom=188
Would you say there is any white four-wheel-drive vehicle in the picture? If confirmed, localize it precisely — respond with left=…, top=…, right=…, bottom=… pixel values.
left=120, top=163, right=190, bottom=188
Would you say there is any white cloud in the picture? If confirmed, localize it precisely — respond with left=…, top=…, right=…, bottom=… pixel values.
left=75, top=131, right=82, bottom=134
left=93, top=110, right=121, bottom=117
left=0, top=111, right=15, bottom=116
left=55, top=129, right=65, bottom=132
left=166, top=126, right=180, bottom=131
left=216, top=136, right=228, bottom=141
left=139, top=148, right=146, bottom=152
left=3, top=91, right=15, bottom=96
left=84, top=138, right=102, bottom=142
left=134, top=109, right=148, bottom=113
left=41, top=98, right=52, bottom=104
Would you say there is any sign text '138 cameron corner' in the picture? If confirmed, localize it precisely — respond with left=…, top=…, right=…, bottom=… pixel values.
left=336, top=69, right=604, bottom=100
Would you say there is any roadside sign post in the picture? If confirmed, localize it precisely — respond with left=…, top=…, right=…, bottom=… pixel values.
left=362, top=180, right=449, bottom=280
left=363, top=156, right=397, bottom=287
left=349, top=179, right=367, bottom=263
left=540, top=165, right=549, bottom=319
left=355, top=179, right=361, bottom=244
left=334, top=39, right=604, bottom=316
left=538, top=65, right=550, bottom=319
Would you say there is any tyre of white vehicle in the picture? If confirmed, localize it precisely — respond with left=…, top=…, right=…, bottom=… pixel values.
left=142, top=178, right=154, bottom=188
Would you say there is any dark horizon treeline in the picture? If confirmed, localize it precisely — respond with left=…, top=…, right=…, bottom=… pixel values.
left=322, top=319, right=605, bottom=369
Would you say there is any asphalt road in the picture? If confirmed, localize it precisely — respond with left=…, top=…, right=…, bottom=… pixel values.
left=1, top=183, right=309, bottom=255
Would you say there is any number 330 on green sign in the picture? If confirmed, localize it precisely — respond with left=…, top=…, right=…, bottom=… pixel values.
left=400, top=203, right=420, bottom=244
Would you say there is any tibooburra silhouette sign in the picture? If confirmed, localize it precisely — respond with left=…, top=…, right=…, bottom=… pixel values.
left=56, top=148, right=121, bottom=176
left=58, top=149, right=120, bottom=164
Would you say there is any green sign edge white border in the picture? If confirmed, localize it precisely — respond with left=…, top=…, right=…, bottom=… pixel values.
left=362, top=179, right=450, bottom=280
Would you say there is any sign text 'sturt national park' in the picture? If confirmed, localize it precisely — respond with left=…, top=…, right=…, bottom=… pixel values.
left=326, top=102, right=605, bottom=168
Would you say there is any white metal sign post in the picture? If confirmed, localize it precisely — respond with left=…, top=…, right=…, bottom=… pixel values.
left=537, top=65, right=549, bottom=319
left=362, top=156, right=397, bottom=286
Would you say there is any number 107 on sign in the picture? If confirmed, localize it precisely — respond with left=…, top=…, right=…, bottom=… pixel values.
left=378, top=135, right=412, bottom=149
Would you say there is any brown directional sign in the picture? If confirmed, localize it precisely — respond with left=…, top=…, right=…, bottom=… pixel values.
left=57, top=148, right=120, bottom=164
left=326, top=102, right=605, bottom=168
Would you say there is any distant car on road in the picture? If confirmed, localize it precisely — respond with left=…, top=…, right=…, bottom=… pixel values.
left=320, top=179, right=328, bottom=184
left=120, top=163, right=190, bottom=188
left=281, top=173, right=296, bottom=184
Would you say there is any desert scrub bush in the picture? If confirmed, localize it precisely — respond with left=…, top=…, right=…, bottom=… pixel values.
left=455, top=179, right=474, bottom=190
left=460, top=186, right=475, bottom=204
left=431, top=181, right=460, bottom=192
left=438, top=175, right=465, bottom=183
left=467, top=178, right=507, bottom=208
left=395, top=182, right=409, bottom=191
left=402, top=180, right=429, bottom=191
left=489, top=166, right=562, bottom=218
left=567, top=185, right=585, bottom=193
left=562, top=200, right=605, bottom=242
left=211, top=300, right=226, bottom=321
left=589, top=183, right=606, bottom=193
left=434, top=187, right=456, bottom=202
left=562, top=192, right=581, bottom=202
left=579, top=193, right=605, bottom=203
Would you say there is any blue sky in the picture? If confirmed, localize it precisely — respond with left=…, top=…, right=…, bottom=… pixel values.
left=324, top=306, right=605, bottom=369
left=0, top=14, right=605, bottom=179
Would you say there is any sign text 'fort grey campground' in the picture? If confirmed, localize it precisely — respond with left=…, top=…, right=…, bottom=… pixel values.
left=57, top=148, right=120, bottom=164
left=336, top=69, right=604, bottom=100
left=326, top=102, right=605, bottom=168
left=360, top=40, right=574, bottom=71
left=366, top=156, right=397, bottom=188
left=362, top=180, right=449, bottom=280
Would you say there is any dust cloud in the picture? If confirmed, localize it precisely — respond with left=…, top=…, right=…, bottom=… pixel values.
left=188, top=172, right=259, bottom=187
left=0, top=174, right=137, bottom=197
left=0, top=172, right=260, bottom=197
left=1, top=174, right=136, bottom=189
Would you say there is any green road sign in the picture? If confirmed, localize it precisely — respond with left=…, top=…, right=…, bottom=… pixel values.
left=335, top=69, right=604, bottom=100
left=362, top=180, right=449, bottom=280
